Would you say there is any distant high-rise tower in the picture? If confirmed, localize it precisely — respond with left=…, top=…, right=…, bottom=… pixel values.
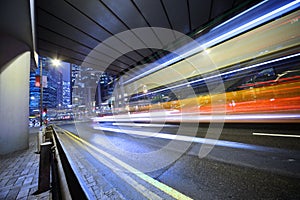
left=71, top=65, right=103, bottom=114
left=95, top=72, right=115, bottom=106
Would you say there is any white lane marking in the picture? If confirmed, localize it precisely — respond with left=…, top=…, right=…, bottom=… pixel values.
left=94, top=126, right=277, bottom=152
left=112, top=122, right=179, bottom=128
left=253, top=132, right=300, bottom=138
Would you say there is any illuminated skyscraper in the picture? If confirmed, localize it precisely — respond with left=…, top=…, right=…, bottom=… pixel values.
left=29, top=56, right=68, bottom=116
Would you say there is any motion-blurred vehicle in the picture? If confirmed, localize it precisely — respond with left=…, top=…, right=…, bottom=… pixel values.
left=110, top=9, right=300, bottom=123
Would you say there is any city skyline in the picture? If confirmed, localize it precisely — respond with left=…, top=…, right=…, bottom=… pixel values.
left=29, top=56, right=71, bottom=117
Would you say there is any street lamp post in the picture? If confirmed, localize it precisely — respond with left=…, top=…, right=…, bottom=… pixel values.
left=39, top=61, right=43, bottom=127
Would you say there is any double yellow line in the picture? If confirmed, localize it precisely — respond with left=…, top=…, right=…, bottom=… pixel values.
left=55, top=125, right=193, bottom=200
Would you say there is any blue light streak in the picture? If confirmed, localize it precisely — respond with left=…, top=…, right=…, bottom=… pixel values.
left=123, top=0, right=300, bottom=85
left=134, top=53, right=300, bottom=99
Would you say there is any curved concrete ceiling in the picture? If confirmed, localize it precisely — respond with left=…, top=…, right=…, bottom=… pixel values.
left=36, top=0, right=262, bottom=76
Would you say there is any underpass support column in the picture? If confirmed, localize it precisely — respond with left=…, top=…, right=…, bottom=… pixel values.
left=0, top=0, right=35, bottom=155
left=0, top=52, right=31, bottom=154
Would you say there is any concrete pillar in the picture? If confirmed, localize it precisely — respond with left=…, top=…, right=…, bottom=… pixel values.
left=0, top=52, right=31, bottom=154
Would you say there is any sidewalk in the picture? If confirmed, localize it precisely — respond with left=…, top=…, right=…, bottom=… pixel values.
left=0, top=128, right=51, bottom=200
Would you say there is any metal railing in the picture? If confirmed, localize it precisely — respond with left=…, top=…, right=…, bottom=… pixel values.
left=35, top=125, right=90, bottom=200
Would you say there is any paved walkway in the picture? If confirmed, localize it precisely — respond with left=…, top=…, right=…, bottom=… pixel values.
left=0, top=128, right=51, bottom=200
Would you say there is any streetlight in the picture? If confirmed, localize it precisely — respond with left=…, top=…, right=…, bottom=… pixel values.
left=51, top=58, right=61, bottom=67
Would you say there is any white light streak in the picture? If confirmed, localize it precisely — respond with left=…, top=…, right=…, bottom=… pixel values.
left=123, top=1, right=300, bottom=85
left=93, top=112, right=300, bottom=122
left=201, top=0, right=300, bottom=49
left=209, top=0, right=268, bottom=32
left=253, top=132, right=300, bottom=138
left=112, top=123, right=179, bottom=128
left=94, top=126, right=282, bottom=152
left=143, top=53, right=300, bottom=96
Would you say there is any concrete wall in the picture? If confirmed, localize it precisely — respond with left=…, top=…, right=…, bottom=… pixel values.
left=0, top=52, right=30, bottom=154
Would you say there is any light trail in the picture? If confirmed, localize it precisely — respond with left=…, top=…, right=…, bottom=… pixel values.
left=136, top=53, right=300, bottom=97
left=112, top=123, right=179, bottom=128
left=123, top=0, right=300, bottom=85
left=94, top=125, right=286, bottom=152
left=253, top=132, right=300, bottom=138
left=93, top=112, right=300, bottom=123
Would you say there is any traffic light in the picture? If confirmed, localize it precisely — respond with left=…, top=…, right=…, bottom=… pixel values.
left=42, top=108, right=47, bottom=118
left=35, top=75, right=41, bottom=87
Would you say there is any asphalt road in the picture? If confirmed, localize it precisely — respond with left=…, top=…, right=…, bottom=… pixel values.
left=55, top=121, right=300, bottom=199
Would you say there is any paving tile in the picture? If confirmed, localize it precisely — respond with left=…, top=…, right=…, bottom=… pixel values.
left=6, top=188, right=20, bottom=199
left=21, top=168, right=30, bottom=175
left=6, top=177, right=18, bottom=187
left=29, top=186, right=38, bottom=196
left=0, top=170, right=9, bottom=177
left=0, top=189, right=9, bottom=199
left=0, top=130, right=50, bottom=200
left=15, top=176, right=25, bottom=186
left=24, top=176, right=34, bottom=185
left=0, top=177, right=9, bottom=187
left=17, top=188, right=30, bottom=199
left=17, top=197, right=27, bottom=200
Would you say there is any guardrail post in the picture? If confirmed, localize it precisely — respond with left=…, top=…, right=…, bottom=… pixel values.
left=37, top=141, right=52, bottom=193
left=36, top=126, right=46, bottom=154
left=45, top=126, right=52, bottom=142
